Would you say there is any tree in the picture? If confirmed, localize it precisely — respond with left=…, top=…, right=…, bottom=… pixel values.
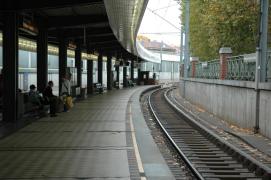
left=182, top=0, right=259, bottom=60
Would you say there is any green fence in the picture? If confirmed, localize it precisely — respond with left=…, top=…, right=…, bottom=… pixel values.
left=183, top=51, right=271, bottom=81
left=191, top=59, right=220, bottom=79
left=226, top=55, right=255, bottom=81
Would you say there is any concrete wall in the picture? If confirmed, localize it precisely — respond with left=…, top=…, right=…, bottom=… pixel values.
left=179, top=78, right=271, bottom=138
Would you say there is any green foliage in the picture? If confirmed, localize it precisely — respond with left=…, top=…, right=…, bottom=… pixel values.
left=182, top=0, right=259, bottom=60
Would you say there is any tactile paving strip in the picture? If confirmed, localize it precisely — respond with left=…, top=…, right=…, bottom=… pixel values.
left=126, top=101, right=141, bottom=180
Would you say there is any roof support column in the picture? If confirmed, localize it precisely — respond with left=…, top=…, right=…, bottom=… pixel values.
left=59, top=36, right=67, bottom=94
left=107, top=54, right=112, bottom=90
left=137, top=68, right=141, bottom=85
left=87, top=60, right=93, bottom=94
left=37, top=21, right=48, bottom=92
left=123, top=64, right=127, bottom=88
left=115, top=65, right=119, bottom=88
left=98, top=54, right=103, bottom=85
left=75, top=45, right=82, bottom=87
left=2, top=12, right=18, bottom=122
left=131, top=59, right=134, bottom=81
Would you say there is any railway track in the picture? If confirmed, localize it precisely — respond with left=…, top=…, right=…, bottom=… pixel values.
left=148, top=88, right=271, bottom=180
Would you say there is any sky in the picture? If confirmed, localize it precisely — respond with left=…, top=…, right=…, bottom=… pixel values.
left=138, top=0, right=181, bottom=47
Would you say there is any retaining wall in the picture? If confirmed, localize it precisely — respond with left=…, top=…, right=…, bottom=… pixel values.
left=179, top=78, right=271, bottom=138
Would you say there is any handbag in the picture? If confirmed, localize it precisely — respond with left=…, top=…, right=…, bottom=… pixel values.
left=66, top=96, right=73, bottom=109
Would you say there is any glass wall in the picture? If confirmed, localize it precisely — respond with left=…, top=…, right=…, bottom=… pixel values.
left=103, top=61, right=107, bottom=87
left=93, top=61, right=98, bottom=83
left=48, top=54, right=59, bottom=94
left=18, top=50, right=37, bottom=91
left=82, top=59, right=87, bottom=88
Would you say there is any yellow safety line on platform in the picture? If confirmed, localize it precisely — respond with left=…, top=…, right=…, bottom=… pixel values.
left=129, top=104, right=147, bottom=180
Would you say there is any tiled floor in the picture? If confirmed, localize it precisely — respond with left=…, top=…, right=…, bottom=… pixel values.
left=0, top=89, right=138, bottom=179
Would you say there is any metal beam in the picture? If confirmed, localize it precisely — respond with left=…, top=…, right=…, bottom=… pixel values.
left=48, top=27, right=112, bottom=38
left=88, top=42, right=120, bottom=49
left=2, top=0, right=103, bottom=10
left=47, top=15, right=108, bottom=28
left=70, top=33, right=114, bottom=39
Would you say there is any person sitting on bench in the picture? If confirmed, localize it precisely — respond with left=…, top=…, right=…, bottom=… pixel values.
left=43, top=81, right=58, bottom=117
left=29, top=84, right=43, bottom=108
left=28, top=84, right=48, bottom=117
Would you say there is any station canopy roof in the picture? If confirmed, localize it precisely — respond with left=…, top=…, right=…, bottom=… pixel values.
left=0, top=0, right=153, bottom=62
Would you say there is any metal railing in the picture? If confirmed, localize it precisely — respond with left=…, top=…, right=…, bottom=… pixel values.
left=182, top=52, right=271, bottom=81
left=226, top=55, right=256, bottom=81
left=194, top=59, right=220, bottom=79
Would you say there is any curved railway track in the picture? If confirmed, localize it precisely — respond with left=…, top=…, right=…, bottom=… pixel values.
left=148, top=88, right=271, bottom=180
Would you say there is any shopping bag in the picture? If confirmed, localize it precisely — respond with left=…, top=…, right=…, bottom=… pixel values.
left=66, top=96, right=73, bottom=109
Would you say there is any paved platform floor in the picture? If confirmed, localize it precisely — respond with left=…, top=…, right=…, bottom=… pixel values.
left=0, top=86, right=175, bottom=180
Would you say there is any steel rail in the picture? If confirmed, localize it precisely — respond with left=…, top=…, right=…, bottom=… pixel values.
left=148, top=88, right=204, bottom=180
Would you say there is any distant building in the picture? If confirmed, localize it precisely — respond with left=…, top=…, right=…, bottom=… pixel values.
left=137, top=35, right=180, bottom=54
left=137, top=35, right=181, bottom=82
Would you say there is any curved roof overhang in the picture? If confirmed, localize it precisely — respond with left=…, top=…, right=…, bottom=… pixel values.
left=104, top=0, right=161, bottom=63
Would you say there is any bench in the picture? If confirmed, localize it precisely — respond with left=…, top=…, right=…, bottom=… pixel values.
left=128, top=80, right=136, bottom=87
left=94, top=83, right=104, bottom=94
left=20, top=93, right=49, bottom=118
left=114, top=81, right=119, bottom=89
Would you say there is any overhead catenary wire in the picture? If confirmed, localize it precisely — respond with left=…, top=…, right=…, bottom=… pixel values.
left=147, top=7, right=181, bottom=31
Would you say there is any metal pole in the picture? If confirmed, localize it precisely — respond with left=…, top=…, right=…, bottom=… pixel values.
left=180, top=26, right=183, bottom=65
left=254, top=0, right=268, bottom=133
left=254, top=47, right=260, bottom=133
left=180, top=25, right=185, bottom=95
left=259, top=0, right=269, bottom=82
left=182, top=0, right=190, bottom=97
left=184, top=0, right=190, bottom=79
left=160, top=40, right=163, bottom=79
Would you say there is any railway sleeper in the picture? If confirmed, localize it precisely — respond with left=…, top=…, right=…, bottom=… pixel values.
left=187, top=154, right=230, bottom=158
left=197, top=169, right=252, bottom=173
left=195, top=165, right=244, bottom=169
left=202, top=173, right=260, bottom=179
left=191, top=161, right=241, bottom=165
left=188, top=157, right=233, bottom=161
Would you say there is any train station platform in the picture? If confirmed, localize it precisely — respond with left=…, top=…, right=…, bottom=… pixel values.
left=0, top=86, right=175, bottom=180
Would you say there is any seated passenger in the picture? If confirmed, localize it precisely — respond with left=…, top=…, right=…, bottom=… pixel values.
left=29, top=84, right=43, bottom=107
left=43, top=81, right=58, bottom=117
left=28, top=84, right=49, bottom=117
